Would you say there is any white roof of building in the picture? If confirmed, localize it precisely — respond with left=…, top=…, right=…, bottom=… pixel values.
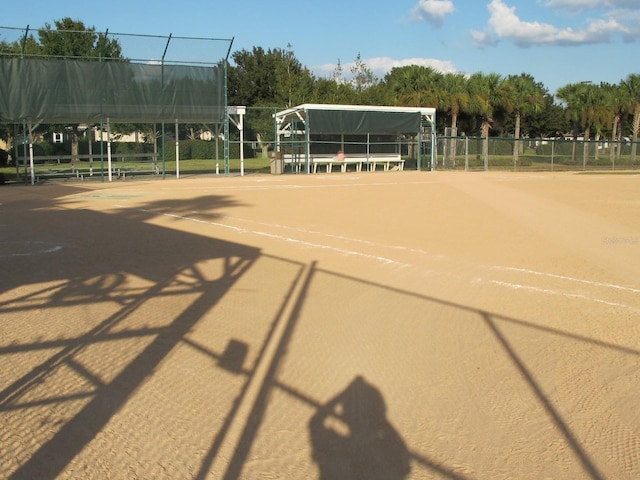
left=275, top=103, right=436, bottom=118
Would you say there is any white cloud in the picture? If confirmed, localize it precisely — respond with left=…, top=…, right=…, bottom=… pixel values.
left=411, top=0, right=455, bottom=26
left=365, top=57, right=457, bottom=75
left=544, top=0, right=640, bottom=10
left=618, top=10, right=640, bottom=41
left=470, top=30, right=498, bottom=48
left=314, top=57, right=457, bottom=79
left=482, top=0, right=630, bottom=47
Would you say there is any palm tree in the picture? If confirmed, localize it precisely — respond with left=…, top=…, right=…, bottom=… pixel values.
left=557, top=81, right=600, bottom=167
left=439, top=72, right=469, bottom=136
left=384, top=65, right=441, bottom=107
left=501, top=74, right=546, bottom=167
left=438, top=72, right=469, bottom=167
left=582, top=83, right=607, bottom=165
left=467, top=72, right=505, bottom=167
left=622, top=74, right=640, bottom=164
left=383, top=65, right=442, bottom=158
left=592, top=83, right=623, bottom=164
left=606, top=81, right=631, bottom=163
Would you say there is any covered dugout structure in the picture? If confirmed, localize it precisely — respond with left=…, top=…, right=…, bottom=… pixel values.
left=274, top=104, right=436, bottom=173
left=0, top=26, right=233, bottom=184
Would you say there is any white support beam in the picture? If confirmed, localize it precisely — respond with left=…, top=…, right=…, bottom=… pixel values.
left=228, top=106, right=246, bottom=176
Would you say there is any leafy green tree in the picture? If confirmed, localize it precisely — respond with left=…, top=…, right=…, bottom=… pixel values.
left=383, top=65, right=441, bottom=108
left=313, top=77, right=341, bottom=104
left=515, top=93, right=566, bottom=138
left=349, top=53, right=378, bottom=104
left=229, top=46, right=314, bottom=107
left=276, top=44, right=315, bottom=108
left=228, top=45, right=315, bottom=157
left=312, top=60, right=357, bottom=104
left=0, top=35, right=40, bottom=56
left=39, top=18, right=97, bottom=57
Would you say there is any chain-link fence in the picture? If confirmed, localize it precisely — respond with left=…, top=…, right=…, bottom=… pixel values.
left=4, top=121, right=241, bottom=183
left=437, top=136, right=640, bottom=172
left=6, top=112, right=639, bottom=183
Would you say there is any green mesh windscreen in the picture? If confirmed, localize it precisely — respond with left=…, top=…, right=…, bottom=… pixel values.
left=307, top=109, right=421, bottom=134
left=0, top=58, right=225, bottom=123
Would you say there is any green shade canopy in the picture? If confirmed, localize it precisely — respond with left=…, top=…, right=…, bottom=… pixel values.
left=276, top=104, right=435, bottom=135
left=0, top=58, right=225, bottom=123
left=307, top=109, right=421, bottom=134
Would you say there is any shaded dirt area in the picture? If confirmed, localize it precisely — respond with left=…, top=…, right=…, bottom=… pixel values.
left=1, top=171, right=639, bottom=479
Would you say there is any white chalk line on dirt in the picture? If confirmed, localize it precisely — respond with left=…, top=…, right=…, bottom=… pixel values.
left=210, top=214, right=640, bottom=298
left=133, top=208, right=406, bottom=266
left=491, top=265, right=640, bottom=294
left=123, top=206, right=640, bottom=311
left=144, top=179, right=441, bottom=193
left=0, top=241, right=63, bottom=258
left=489, top=280, right=640, bottom=312
left=215, top=214, right=448, bottom=260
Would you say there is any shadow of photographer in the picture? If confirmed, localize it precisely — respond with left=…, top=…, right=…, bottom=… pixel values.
left=309, top=375, right=411, bottom=479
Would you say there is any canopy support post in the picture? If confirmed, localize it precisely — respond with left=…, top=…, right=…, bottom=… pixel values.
left=107, top=118, right=113, bottom=182
left=28, top=121, right=34, bottom=186
left=175, top=119, right=180, bottom=179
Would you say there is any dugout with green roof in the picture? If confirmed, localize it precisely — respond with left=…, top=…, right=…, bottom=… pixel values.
left=274, top=104, right=436, bottom=171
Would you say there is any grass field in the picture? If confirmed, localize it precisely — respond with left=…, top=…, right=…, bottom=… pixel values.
left=0, top=157, right=274, bottom=182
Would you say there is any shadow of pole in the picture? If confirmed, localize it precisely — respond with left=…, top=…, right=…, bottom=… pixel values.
left=482, top=313, right=605, bottom=480
left=216, top=261, right=317, bottom=480
left=194, top=259, right=310, bottom=480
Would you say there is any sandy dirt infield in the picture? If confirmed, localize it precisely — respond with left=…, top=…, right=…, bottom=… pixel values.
left=1, top=170, right=639, bottom=479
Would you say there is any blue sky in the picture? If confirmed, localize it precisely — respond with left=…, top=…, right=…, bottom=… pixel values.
left=2, top=0, right=639, bottom=95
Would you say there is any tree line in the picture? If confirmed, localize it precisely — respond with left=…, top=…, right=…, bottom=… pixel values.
left=230, top=45, right=640, bottom=158
left=2, top=18, right=640, bottom=164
